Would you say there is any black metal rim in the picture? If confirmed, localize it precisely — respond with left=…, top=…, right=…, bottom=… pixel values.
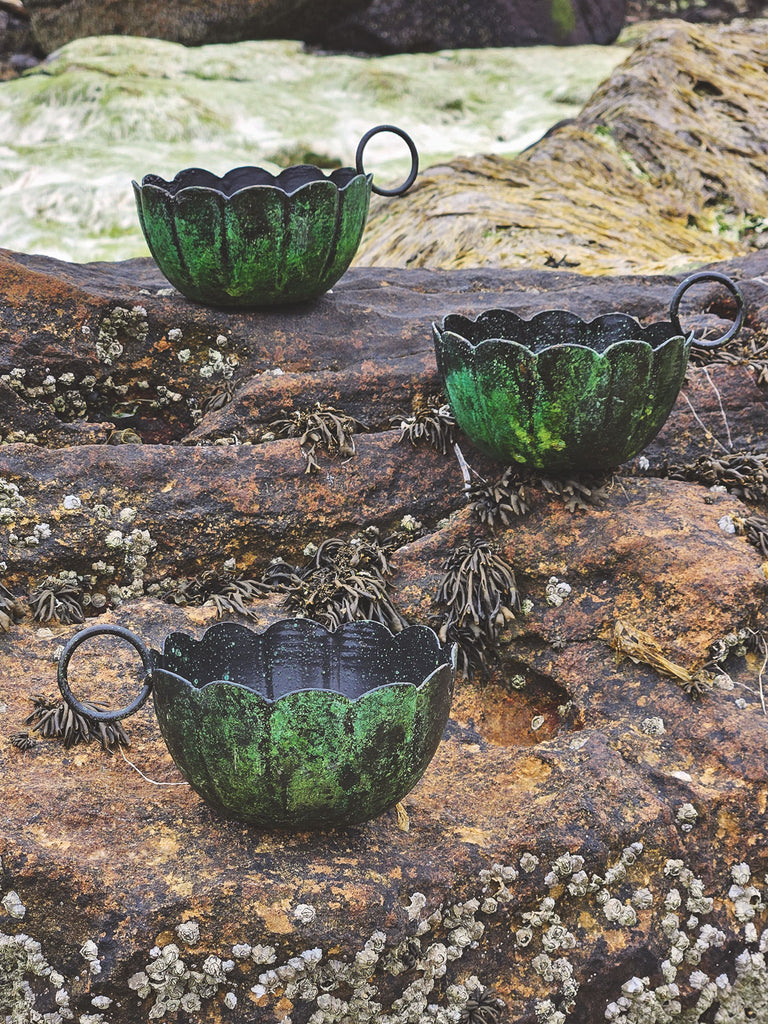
left=57, top=624, right=154, bottom=723
left=668, top=271, right=745, bottom=348
left=355, top=124, right=419, bottom=197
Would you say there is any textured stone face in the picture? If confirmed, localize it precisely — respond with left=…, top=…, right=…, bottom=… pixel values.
left=1, top=251, right=768, bottom=1022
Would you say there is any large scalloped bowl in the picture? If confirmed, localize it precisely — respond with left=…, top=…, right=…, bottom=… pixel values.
left=133, top=165, right=372, bottom=307
left=433, top=308, right=692, bottom=473
left=151, top=619, right=455, bottom=828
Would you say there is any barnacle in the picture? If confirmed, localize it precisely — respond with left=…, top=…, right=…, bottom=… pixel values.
left=161, top=570, right=270, bottom=619
left=9, top=731, right=35, bottom=751
left=436, top=539, right=520, bottom=678
left=396, top=396, right=456, bottom=454
left=271, top=535, right=407, bottom=633
left=0, top=582, right=24, bottom=632
left=270, top=402, right=365, bottom=473
left=460, top=987, right=506, bottom=1024
left=29, top=577, right=85, bottom=625
left=24, top=692, right=129, bottom=751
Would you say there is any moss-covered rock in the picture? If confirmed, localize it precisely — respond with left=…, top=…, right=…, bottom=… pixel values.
left=358, top=19, right=768, bottom=276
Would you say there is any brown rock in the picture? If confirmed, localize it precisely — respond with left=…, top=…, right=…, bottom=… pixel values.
left=1, top=251, right=768, bottom=1022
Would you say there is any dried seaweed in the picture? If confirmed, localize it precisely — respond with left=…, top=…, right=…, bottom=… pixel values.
left=29, top=577, right=85, bottom=625
left=24, top=693, right=130, bottom=751
left=9, top=731, right=35, bottom=752
left=270, top=403, right=365, bottom=473
left=667, top=451, right=768, bottom=505
left=469, top=466, right=529, bottom=529
left=162, top=570, right=271, bottom=619
left=537, top=474, right=611, bottom=513
left=460, top=988, right=506, bottom=1024
left=268, top=535, right=408, bottom=633
left=690, top=325, right=768, bottom=386
left=611, top=619, right=713, bottom=698
left=0, top=581, right=24, bottom=632
left=396, top=397, right=456, bottom=455
left=436, top=538, right=520, bottom=678
left=202, top=379, right=236, bottom=414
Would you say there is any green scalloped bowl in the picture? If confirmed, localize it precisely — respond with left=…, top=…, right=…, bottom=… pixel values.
left=152, top=619, right=455, bottom=827
left=433, top=308, right=692, bottom=473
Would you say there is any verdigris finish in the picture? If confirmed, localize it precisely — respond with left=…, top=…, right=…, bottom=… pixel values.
left=57, top=620, right=456, bottom=827
left=133, top=126, right=417, bottom=306
left=433, top=271, right=743, bottom=473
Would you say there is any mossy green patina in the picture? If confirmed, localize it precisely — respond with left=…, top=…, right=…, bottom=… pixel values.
left=146, top=620, right=455, bottom=827
left=133, top=168, right=372, bottom=307
left=433, top=309, right=691, bottom=473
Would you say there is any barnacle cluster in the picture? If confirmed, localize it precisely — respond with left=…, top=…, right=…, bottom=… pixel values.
left=270, top=403, right=365, bottom=473
left=537, top=474, right=610, bottom=514
left=0, top=581, right=23, bottom=632
left=24, top=692, right=129, bottom=751
left=269, top=535, right=407, bottom=632
left=396, top=396, right=456, bottom=455
left=161, top=569, right=271, bottom=619
left=435, top=538, right=520, bottom=678
left=95, top=305, right=148, bottom=366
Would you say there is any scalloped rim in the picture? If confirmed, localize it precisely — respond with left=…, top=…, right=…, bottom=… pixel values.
left=133, top=164, right=371, bottom=201
left=155, top=619, right=456, bottom=705
left=434, top=308, right=692, bottom=357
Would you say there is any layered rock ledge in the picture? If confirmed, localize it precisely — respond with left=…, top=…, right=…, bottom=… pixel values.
left=1, top=250, right=768, bottom=1023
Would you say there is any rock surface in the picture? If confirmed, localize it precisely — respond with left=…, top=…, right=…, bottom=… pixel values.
left=358, top=19, right=768, bottom=275
left=21, top=0, right=366, bottom=53
left=21, top=0, right=625, bottom=53
left=308, top=0, right=626, bottom=55
left=2, top=250, right=768, bottom=1023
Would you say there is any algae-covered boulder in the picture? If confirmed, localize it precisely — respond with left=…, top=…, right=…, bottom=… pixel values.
left=357, top=19, right=768, bottom=276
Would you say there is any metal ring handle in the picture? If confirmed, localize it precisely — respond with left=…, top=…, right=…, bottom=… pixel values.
left=57, top=624, right=154, bottom=723
left=355, top=125, right=419, bottom=198
left=669, top=271, right=745, bottom=349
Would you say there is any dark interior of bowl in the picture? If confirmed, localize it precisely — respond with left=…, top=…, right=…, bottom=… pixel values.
left=141, top=165, right=362, bottom=198
left=440, top=309, right=683, bottom=354
left=157, top=620, right=449, bottom=701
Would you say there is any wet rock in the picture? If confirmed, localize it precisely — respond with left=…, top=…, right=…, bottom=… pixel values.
left=1, top=250, right=768, bottom=1022
left=358, top=19, right=768, bottom=275
left=21, top=0, right=366, bottom=53
left=311, top=0, right=626, bottom=54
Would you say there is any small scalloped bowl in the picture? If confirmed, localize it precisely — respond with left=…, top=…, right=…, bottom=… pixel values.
left=434, top=271, right=744, bottom=474
left=57, top=619, right=455, bottom=828
left=434, top=307, right=691, bottom=473
left=133, top=165, right=372, bottom=308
